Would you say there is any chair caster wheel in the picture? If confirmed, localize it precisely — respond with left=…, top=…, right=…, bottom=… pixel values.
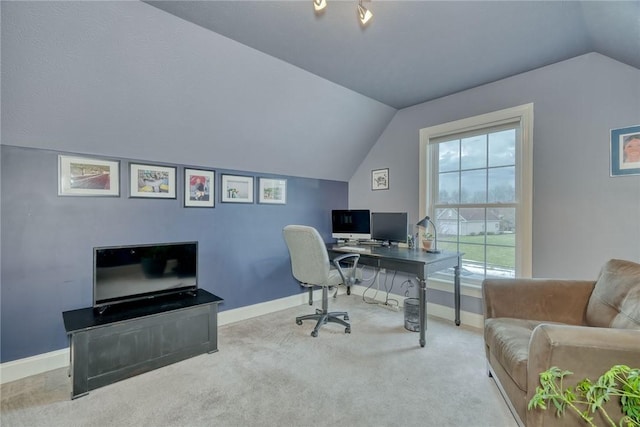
left=311, top=330, right=318, bottom=337
left=345, top=327, right=351, bottom=334
left=344, top=315, right=349, bottom=321
left=296, top=319, right=303, bottom=325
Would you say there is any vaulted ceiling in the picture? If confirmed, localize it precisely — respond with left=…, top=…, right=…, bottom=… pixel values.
left=146, top=1, right=640, bottom=109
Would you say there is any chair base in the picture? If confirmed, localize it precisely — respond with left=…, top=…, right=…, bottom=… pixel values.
left=296, top=286, right=350, bottom=337
left=296, top=311, right=350, bottom=337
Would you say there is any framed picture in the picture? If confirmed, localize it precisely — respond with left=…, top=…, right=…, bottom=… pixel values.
left=184, top=168, right=215, bottom=208
left=611, top=125, right=640, bottom=177
left=258, top=178, right=287, bottom=204
left=221, top=174, right=254, bottom=203
left=130, top=163, right=176, bottom=198
left=58, top=155, right=120, bottom=196
left=371, top=168, right=389, bottom=190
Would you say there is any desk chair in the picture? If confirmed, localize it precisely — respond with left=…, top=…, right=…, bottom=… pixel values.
left=283, top=225, right=361, bottom=337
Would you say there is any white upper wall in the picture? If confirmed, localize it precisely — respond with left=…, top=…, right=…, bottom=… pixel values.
left=350, top=53, right=640, bottom=279
left=1, top=1, right=396, bottom=182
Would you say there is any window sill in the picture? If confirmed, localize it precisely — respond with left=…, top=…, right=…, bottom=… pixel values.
left=427, top=276, right=483, bottom=298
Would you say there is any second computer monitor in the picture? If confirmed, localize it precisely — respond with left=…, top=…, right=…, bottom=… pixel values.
left=371, top=212, right=408, bottom=245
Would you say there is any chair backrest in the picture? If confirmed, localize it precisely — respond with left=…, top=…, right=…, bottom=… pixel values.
left=586, top=259, right=640, bottom=329
left=283, top=225, right=331, bottom=286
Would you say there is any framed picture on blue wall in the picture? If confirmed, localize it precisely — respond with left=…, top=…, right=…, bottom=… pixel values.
left=258, top=178, right=287, bottom=204
left=221, top=174, right=254, bottom=203
left=184, top=168, right=215, bottom=208
left=58, top=155, right=120, bottom=196
left=129, top=163, right=176, bottom=198
left=610, top=125, right=640, bottom=177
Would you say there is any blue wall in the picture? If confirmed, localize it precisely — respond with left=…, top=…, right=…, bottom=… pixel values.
left=0, top=145, right=348, bottom=362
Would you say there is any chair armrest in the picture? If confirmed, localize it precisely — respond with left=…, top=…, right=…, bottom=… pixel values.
left=332, top=253, right=360, bottom=265
left=332, top=253, right=360, bottom=287
left=527, top=324, right=640, bottom=421
left=483, top=279, right=595, bottom=324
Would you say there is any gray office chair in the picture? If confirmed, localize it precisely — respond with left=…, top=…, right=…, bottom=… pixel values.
left=283, top=225, right=362, bottom=337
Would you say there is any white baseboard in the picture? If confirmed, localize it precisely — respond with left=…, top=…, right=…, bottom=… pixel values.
left=0, top=348, right=69, bottom=385
left=0, top=287, right=481, bottom=384
left=218, top=290, right=323, bottom=326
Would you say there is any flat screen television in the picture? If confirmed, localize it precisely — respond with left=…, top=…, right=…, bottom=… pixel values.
left=331, top=209, right=371, bottom=241
left=93, top=241, right=198, bottom=310
left=371, top=212, right=408, bottom=245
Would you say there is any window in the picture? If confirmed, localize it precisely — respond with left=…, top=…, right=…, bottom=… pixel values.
left=419, top=104, right=533, bottom=284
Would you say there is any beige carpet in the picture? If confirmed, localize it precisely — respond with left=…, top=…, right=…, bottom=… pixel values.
left=1, top=296, right=517, bottom=426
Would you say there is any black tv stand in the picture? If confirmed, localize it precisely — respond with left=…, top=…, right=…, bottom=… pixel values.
left=63, top=289, right=223, bottom=399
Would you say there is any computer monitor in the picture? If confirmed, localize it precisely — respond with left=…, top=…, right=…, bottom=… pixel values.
left=371, top=212, right=408, bottom=245
left=331, top=209, right=371, bottom=241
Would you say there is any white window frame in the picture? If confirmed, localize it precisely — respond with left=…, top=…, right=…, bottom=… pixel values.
left=419, top=104, right=533, bottom=285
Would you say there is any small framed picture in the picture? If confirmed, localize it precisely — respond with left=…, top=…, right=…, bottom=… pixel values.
left=130, top=163, right=176, bottom=198
left=58, top=155, right=120, bottom=196
left=184, top=168, right=215, bottom=208
left=221, top=174, right=254, bottom=203
left=258, top=178, right=287, bottom=204
left=371, top=168, right=389, bottom=190
left=611, top=125, right=640, bottom=177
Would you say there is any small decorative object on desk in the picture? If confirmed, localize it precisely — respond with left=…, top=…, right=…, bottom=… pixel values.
left=422, top=233, right=434, bottom=251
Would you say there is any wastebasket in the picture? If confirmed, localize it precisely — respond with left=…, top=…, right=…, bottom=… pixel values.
left=404, top=298, right=420, bottom=332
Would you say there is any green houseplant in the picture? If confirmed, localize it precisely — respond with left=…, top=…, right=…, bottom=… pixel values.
left=528, top=365, right=640, bottom=427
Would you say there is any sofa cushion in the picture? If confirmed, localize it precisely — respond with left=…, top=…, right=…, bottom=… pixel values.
left=586, top=259, right=640, bottom=329
left=484, top=318, right=564, bottom=392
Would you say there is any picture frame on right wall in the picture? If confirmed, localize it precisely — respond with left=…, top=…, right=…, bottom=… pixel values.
left=371, top=168, right=389, bottom=190
left=610, top=125, right=640, bottom=177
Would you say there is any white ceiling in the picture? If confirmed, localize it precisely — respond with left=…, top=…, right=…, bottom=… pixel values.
left=145, top=0, right=640, bottom=109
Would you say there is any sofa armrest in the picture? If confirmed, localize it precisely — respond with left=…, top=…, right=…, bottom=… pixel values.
left=483, top=279, right=595, bottom=324
left=526, top=324, right=640, bottom=425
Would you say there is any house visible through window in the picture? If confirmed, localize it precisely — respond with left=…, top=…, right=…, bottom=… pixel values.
left=419, top=104, right=533, bottom=284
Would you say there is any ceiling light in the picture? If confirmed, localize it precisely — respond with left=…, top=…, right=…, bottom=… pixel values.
left=357, top=1, right=373, bottom=25
left=312, top=0, right=373, bottom=26
left=313, top=0, right=327, bottom=12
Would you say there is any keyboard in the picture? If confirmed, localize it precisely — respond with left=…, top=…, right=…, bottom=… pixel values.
left=357, top=240, right=381, bottom=246
left=339, top=246, right=368, bottom=252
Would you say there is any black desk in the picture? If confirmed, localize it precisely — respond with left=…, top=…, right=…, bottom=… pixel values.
left=327, top=244, right=462, bottom=347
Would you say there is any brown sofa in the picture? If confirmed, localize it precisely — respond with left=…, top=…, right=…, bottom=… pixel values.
left=482, top=259, right=640, bottom=426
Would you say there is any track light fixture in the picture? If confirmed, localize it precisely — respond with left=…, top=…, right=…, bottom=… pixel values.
left=312, top=0, right=373, bottom=26
left=313, top=0, right=327, bottom=12
left=357, top=0, right=373, bottom=25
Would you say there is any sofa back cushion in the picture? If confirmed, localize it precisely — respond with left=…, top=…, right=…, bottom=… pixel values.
left=586, top=259, right=640, bottom=329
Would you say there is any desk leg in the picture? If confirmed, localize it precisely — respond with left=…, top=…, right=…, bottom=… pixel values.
left=419, top=278, right=427, bottom=347
left=454, top=256, right=461, bottom=326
